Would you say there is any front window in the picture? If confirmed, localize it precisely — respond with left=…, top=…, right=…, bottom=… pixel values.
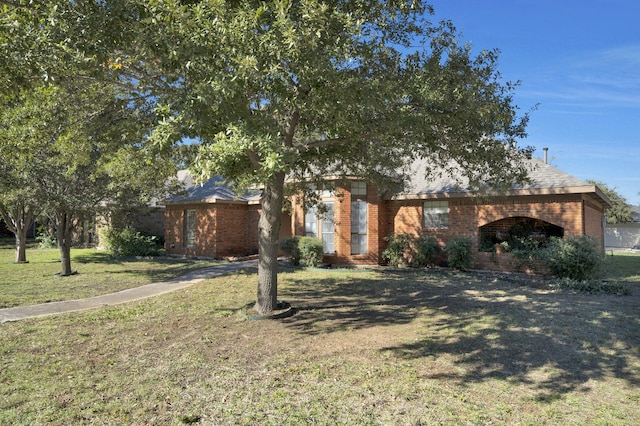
left=423, top=201, right=449, bottom=229
left=351, top=182, right=368, bottom=255
left=185, top=209, right=196, bottom=248
left=321, top=202, right=335, bottom=254
left=305, top=200, right=335, bottom=254
left=305, top=206, right=318, bottom=238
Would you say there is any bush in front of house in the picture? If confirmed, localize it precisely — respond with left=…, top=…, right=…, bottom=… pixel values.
left=383, top=233, right=442, bottom=268
left=538, top=235, right=604, bottom=281
left=445, top=237, right=473, bottom=270
left=382, top=233, right=413, bottom=267
left=105, top=227, right=162, bottom=257
left=298, top=236, right=324, bottom=267
left=279, top=236, right=301, bottom=265
left=280, top=236, right=323, bottom=267
left=412, top=235, right=441, bottom=268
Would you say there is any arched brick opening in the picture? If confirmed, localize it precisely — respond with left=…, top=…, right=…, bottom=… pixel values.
left=479, top=216, right=564, bottom=252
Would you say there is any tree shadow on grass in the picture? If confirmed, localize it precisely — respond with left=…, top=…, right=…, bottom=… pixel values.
left=280, top=268, right=640, bottom=398
left=73, top=251, right=124, bottom=264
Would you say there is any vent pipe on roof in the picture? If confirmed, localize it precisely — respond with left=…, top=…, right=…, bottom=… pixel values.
left=543, top=147, right=549, bottom=164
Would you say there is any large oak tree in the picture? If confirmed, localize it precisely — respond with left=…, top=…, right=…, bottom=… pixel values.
left=2, top=1, right=533, bottom=313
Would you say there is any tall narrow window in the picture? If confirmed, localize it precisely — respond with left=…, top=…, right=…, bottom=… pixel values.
left=304, top=205, right=318, bottom=238
left=351, top=182, right=367, bottom=255
left=321, top=202, right=335, bottom=254
left=423, top=201, right=449, bottom=229
left=185, top=209, right=196, bottom=248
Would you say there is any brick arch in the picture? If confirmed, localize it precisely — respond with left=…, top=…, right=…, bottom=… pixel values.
left=479, top=216, right=564, bottom=251
left=478, top=212, right=566, bottom=230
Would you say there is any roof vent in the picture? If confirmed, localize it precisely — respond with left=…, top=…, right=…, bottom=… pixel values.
left=543, top=147, right=549, bottom=164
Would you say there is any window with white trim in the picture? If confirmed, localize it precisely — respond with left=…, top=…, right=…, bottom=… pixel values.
left=304, top=205, right=318, bottom=238
left=351, top=182, right=367, bottom=255
left=184, top=209, right=196, bottom=248
left=423, top=201, right=449, bottom=229
left=351, top=181, right=367, bottom=196
left=321, top=202, right=335, bottom=254
left=304, top=190, right=335, bottom=254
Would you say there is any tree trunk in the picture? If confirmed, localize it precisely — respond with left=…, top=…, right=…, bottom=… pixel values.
left=56, top=211, right=74, bottom=276
left=0, top=202, right=34, bottom=263
left=255, top=172, right=285, bottom=315
left=15, top=227, right=29, bottom=263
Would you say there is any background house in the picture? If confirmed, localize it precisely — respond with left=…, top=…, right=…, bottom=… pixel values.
left=604, top=206, right=640, bottom=249
left=163, top=158, right=611, bottom=271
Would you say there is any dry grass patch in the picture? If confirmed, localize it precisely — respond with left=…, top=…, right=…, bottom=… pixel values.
left=1, top=265, right=639, bottom=425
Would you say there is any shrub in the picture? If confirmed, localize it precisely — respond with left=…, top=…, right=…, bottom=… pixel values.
left=105, top=227, right=162, bottom=257
left=382, top=233, right=413, bottom=267
left=36, top=226, right=57, bottom=249
left=279, top=237, right=301, bottom=265
left=538, top=236, right=604, bottom=281
left=412, top=235, right=440, bottom=268
left=298, top=236, right=324, bottom=267
left=445, top=237, right=473, bottom=270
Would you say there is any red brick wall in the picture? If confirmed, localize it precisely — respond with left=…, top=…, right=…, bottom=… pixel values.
left=272, top=187, right=607, bottom=272
left=164, top=203, right=282, bottom=258
left=164, top=207, right=185, bottom=254
left=331, top=185, right=350, bottom=263
left=584, top=198, right=605, bottom=251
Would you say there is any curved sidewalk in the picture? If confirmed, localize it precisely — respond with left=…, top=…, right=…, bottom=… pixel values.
left=0, top=259, right=257, bottom=324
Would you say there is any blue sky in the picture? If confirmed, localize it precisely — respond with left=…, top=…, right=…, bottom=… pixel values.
left=430, top=0, right=640, bottom=205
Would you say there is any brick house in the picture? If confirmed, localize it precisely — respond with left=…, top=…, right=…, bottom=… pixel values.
left=163, top=158, right=610, bottom=271
left=163, top=175, right=291, bottom=258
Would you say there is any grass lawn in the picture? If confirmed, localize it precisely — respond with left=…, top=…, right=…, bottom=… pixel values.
left=0, top=245, right=221, bottom=308
left=0, top=250, right=639, bottom=424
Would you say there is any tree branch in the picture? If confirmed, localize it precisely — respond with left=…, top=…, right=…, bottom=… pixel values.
left=283, top=109, right=300, bottom=147
left=245, top=149, right=261, bottom=170
left=296, top=133, right=374, bottom=151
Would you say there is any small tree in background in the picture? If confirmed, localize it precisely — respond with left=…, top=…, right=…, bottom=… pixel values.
left=587, top=180, right=634, bottom=224
left=0, top=82, right=178, bottom=275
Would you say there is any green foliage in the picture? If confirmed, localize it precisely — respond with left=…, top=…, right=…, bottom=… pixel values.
left=382, top=233, right=413, bottom=267
left=445, top=237, right=473, bottom=271
left=280, top=236, right=324, bottom=267
left=550, top=277, right=631, bottom=295
left=586, top=180, right=634, bottom=224
left=104, top=228, right=162, bottom=257
left=412, top=235, right=441, bottom=268
left=36, top=226, right=56, bottom=249
left=508, top=236, right=542, bottom=271
left=298, top=236, right=324, bottom=267
left=279, top=236, right=301, bottom=266
left=383, top=233, right=441, bottom=268
left=538, top=236, right=604, bottom=281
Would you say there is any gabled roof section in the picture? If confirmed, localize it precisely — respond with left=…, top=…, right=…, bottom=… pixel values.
left=163, top=173, right=261, bottom=205
left=396, top=157, right=612, bottom=207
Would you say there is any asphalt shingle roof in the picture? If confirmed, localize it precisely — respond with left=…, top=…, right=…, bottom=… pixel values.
left=165, top=157, right=605, bottom=205
left=404, top=157, right=591, bottom=196
left=164, top=174, right=261, bottom=204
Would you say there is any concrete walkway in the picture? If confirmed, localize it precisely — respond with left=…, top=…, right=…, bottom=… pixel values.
left=0, top=259, right=258, bottom=324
